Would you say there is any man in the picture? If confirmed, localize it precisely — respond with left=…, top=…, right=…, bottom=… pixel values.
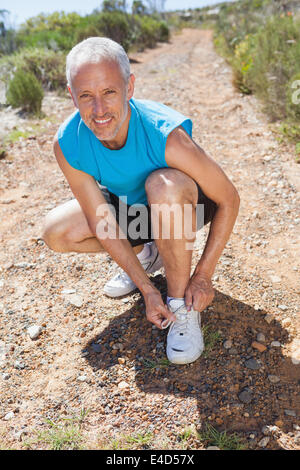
left=42, top=37, right=240, bottom=365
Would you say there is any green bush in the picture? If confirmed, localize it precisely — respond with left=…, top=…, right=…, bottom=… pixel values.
left=6, top=68, right=44, bottom=114
left=0, top=47, right=66, bottom=91
left=133, top=15, right=169, bottom=50
left=96, top=11, right=132, bottom=52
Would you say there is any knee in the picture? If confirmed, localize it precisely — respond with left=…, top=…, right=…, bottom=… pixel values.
left=41, top=214, right=70, bottom=253
left=145, top=168, right=197, bottom=204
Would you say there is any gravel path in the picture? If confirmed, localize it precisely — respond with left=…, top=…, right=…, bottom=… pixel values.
left=0, top=28, right=299, bottom=450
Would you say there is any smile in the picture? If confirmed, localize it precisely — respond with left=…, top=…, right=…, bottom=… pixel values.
left=94, top=117, right=112, bottom=125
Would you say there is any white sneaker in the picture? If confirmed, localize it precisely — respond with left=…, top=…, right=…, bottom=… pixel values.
left=165, top=299, right=204, bottom=365
left=103, top=242, right=163, bottom=297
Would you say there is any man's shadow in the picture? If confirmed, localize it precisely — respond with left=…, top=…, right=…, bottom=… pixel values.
left=83, top=273, right=299, bottom=446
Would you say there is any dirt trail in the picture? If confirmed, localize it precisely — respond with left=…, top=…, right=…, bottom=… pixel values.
left=0, top=29, right=299, bottom=450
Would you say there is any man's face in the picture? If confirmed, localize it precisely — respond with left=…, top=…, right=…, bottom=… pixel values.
left=69, top=59, right=135, bottom=148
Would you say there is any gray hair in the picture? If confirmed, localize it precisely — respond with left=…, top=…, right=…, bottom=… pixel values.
left=66, top=37, right=131, bottom=89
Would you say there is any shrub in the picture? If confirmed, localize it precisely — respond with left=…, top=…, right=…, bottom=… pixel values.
left=95, top=11, right=132, bottom=52
left=6, top=68, right=44, bottom=114
left=0, top=47, right=66, bottom=91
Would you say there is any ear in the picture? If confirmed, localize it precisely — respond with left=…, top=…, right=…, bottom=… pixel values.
left=127, top=73, right=135, bottom=101
left=67, top=85, right=78, bottom=108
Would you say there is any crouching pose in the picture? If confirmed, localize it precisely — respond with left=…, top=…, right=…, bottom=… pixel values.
left=42, top=37, right=240, bottom=365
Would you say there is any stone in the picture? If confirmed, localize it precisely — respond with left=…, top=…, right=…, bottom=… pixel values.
left=118, top=381, right=130, bottom=389
left=27, top=325, right=42, bottom=340
left=206, top=446, right=220, bottom=450
left=245, top=358, right=261, bottom=370
left=270, top=341, right=281, bottom=347
left=251, top=341, right=267, bottom=352
left=223, top=340, right=232, bottom=349
left=4, top=411, right=14, bottom=420
left=91, top=343, right=101, bottom=353
left=258, top=437, right=270, bottom=448
left=77, top=375, right=87, bottom=382
left=268, top=375, right=280, bottom=384
left=257, top=333, right=266, bottom=343
left=284, top=409, right=296, bottom=417
left=238, top=389, right=252, bottom=404
left=65, top=294, right=83, bottom=307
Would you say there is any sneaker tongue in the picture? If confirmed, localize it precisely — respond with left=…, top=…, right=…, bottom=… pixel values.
left=168, top=298, right=186, bottom=311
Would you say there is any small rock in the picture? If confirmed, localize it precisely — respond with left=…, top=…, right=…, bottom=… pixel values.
left=118, top=357, right=125, bottom=365
left=251, top=341, right=267, bottom=352
left=257, top=333, right=266, bottom=343
left=268, top=375, right=280, bottom=384
left=291, top=357, right=300, bottom=365
left=27, top=325, right=42, bottom=340
left=77, top=375, right=87, bottom=382
left=281, top=318, right=291, bottom=327
left=118, top=381, right=129, bottom=389
left=68, top=294, right=84, bottom=308
left=278, top=305, right=288, bottom=311
left=4, top=411, right=14, bottom=420
left=223, top=339, right=232, bottom=349
left=61, top=288, right=76, bottom=294
left=264, top=314, right=274, bottom=324
left=284, top=409, right=296, bottom=417
left=91, top=343, right=101, bottom=353
left=238, top=389, right=252, bottom=404
left=258, top=436, right=270, bottom=448
left=2, top=373, right=10, bottom=380
left=245, top=358, right=261, bottom=370
left=206, top=446, right=220, bottom=450
left=262, top=425, right=280, bottom=436
left=270, top=341, right=281, bottom=347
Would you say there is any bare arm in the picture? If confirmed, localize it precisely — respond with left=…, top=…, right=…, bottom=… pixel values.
left=53, top=136, right=175, bottom=327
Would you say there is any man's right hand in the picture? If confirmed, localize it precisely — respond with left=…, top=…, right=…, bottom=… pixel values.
left=144, top=290, right=176, bottom=329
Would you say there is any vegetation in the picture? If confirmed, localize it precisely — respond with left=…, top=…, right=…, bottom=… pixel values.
left=213, top=0, right=300, bottom=155
left=0, top=2, right=170, bottom=113
left=6, top=68, right=44, bottom=114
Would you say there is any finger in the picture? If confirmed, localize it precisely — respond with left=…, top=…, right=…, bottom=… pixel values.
left=185, top=289, right=193, bottom=311
left=162, top=305, right=176, bottom=322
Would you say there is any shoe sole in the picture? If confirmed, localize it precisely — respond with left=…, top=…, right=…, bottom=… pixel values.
left=166, top=345, right=204, bottom=365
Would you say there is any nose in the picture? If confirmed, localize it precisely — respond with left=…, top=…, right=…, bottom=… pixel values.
left=93, top=97, right=108, bottom=117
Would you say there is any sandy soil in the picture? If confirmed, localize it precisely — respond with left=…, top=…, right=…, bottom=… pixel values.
left=0, top=29, right=299, bottom=450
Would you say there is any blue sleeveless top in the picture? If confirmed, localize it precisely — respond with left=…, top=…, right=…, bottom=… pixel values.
left=57, top=98, right=192, bottom=205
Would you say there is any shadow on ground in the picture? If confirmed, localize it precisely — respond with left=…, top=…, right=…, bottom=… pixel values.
left=83, top=274, right=299, bottom=448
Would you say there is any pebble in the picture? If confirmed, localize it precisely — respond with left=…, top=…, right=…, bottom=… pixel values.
left=4, top=411, right=14, bottom=420
left=118, top=381, right=130, bottom=389
left=264, top=314, right=274, bottom=324
left=77, top=375, right=87, bottom=382
left=223, top=339, right=232, bottom=349
left=251, top=341, right=267, bottom=352
left=27, top=325, right=42, bottom=340
left=268, top=375, right=280, bottom=384
left=206, top=446, right=220, bottom=450
left=238, top=389, right=252, bottom=404
left=270, top=341, right=281, bottom=347
left=284, top=410, right=296, bottom=417
left=256, top=333, right=266, bottom=343
left=262, top=425, right=280, bottom=436
left=66, top=294, right=83, bottom=308
left=278, top=305, right=288, bottom=311
left=258, top=436, right=270, bottom=448
left=245, top=358, right=261, bottom=370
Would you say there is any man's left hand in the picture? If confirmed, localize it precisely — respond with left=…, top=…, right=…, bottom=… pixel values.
left=184, top=273, right=215, bottom=312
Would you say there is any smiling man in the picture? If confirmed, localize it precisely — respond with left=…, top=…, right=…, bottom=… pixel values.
left=42, top=37, right=240, bottom=365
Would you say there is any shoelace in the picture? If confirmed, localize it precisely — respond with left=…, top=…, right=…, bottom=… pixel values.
left=161, top=304, right=189, bottom=332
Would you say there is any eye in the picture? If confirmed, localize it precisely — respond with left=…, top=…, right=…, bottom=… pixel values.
left=105, top=90, right=115, bottom=95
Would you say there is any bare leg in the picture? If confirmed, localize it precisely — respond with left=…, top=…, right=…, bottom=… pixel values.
left=145, top=168, right=198, bottom=298
left=42, top=198, right=143, bottom=255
